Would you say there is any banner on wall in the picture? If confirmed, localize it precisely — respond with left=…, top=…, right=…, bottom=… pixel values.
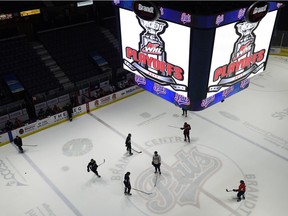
left=89, top=85, right=142, bottom=110
left=3, top=86, right=140, bottom=141
left=12, top=104, right=87, bottom=137
left=9, top=109, right=24, bottom=119
left=34, top=102, right=47, bottom=112
left=13, top=112, right=67, bottom=137
left=47, top=98, right=59, bottom=107
left=58, top=94, right=70, bottom=103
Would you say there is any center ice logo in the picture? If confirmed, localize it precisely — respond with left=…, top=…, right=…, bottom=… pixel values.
left=124, top=17, right=188, bottom=92
left=134, top=147, right=221, bottom=213
left=208, top=21, right=266, bottom=93
left=62, top=138, right=93, bottom=157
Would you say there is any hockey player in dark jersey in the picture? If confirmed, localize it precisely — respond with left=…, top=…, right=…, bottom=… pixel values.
left=182, top=107, right=188, bottom=117
left=125, top=133, right=133, bottom=155
left=123, top=172, right=132, bottom=195
left=181, top=122, right=191, bottom=142
left=87, top=159, right=101, bottom=177
left=14, top=135, right=24, bottom=153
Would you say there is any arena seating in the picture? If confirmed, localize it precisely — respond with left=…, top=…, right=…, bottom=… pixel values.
left=38, top=22, right=121, bottom=83
left=0, top=35, right=61, bottom=100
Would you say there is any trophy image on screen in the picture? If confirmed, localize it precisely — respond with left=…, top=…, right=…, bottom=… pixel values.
left=229, top=21, right=259, bottom=76
left=209, top=20, right=265, bottom=93
left=137, top=18, right=168, bottom=75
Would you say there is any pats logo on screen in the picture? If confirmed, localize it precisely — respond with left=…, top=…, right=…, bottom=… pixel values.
left=175, top=93, right=190, bottom=106
left=124, top=17, right=187, bottom=93
left=153, top=83, right=166, bottom=95
left=208, top=20, right=266, bottom=93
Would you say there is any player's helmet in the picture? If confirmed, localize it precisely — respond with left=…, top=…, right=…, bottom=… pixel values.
left=240, top=180, right=244, bottom=183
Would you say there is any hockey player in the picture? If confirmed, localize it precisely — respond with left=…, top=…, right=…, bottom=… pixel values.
left=181, top=122, right=191, bottom=142
left=87, top=159, right=101, bottom=177
left=125, top=133, right=133, bottom=155
left=14, top=136, right=24, bottom=153
left=152, top=151, right=161, bottom=174
left=233, top=180, right=246, bottom=202
left=182, top=107, right=187, bottom=117
left=123, top=172, right=132, bottom=195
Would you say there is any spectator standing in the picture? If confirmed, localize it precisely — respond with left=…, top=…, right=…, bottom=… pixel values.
left=65, top=104, right=73, bottom=121
left=5, top=120, right=14, bottom=131
left=45, top=106, right=53, bottom=116
left=38, top=108, right=45, bottom=119
left=52, top=104, right=61, bottom=114
left=14, top=118, right=22, bottom=128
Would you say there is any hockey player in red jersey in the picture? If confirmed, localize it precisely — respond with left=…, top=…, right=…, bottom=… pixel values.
left=233, top=180, right=246, bottom=202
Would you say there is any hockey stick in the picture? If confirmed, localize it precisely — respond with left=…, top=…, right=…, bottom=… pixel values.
left=132, top=148, right=142, bottom=153
left=168, top=125, right=180, bottom=129
left=226, top=189, right=234, bottom=192
left=23, top=145, right=38, bottom=147
left=98, top=159, right=105, bottom=166
left=132, top=188, right=152, bottom=195
left=154, top=173, right=158, bottom=187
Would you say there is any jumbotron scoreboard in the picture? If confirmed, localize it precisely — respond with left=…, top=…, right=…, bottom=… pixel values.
left=114, top=1, right=284, bottom=111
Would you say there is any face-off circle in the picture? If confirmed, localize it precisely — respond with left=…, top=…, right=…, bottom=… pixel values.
left=62, top=138, right=93, bottom=157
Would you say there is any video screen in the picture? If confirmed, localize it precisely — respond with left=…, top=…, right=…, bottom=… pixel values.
left=119, top=8, right=191, bottom=98
left=207, top=10, right=278, bottom=98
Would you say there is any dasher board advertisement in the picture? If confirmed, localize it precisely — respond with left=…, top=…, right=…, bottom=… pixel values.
left=119, top=8, right=191, bottom=100
left=207, top=10, right=278, bottom=98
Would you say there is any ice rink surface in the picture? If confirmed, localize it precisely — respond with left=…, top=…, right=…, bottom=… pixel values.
left=1, top=55, right=288, bottom=216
